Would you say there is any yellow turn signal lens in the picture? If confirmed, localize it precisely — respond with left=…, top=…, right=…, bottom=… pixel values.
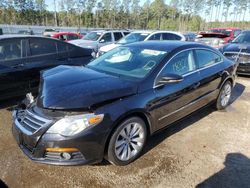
left=88, top=115, right=104, bottom=125
left=46, top=148, right=79, bottom=152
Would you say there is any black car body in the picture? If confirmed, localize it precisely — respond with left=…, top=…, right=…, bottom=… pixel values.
left=220, top=30, right=250, bottom=75
left=0, top=35, right=93, bottom=100
left=12, top=41, right=237, bottom=166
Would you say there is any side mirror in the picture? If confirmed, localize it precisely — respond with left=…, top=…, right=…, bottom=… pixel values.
left=156, top=73, right=183, bottom=86
left=99, top=39, right=105, bottom=43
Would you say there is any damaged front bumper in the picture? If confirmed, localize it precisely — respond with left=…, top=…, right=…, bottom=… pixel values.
left=12, top=107, right=109, bottom=166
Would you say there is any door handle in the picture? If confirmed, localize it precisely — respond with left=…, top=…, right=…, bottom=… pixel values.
left=12, top=64, right=24, bottom=68
left=192, top=82, right=200, bottom=89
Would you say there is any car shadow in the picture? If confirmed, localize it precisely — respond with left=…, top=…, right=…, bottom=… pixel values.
left=0, top=97, right=24, bottom=111
left=196, top=153, right=250, bottom=188
left=0, top=179, right=8, bottom=188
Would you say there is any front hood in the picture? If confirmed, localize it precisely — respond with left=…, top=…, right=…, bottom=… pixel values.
left=223, top=43, right=250, bottom=53
left=100, top=43, right=120, bottom=52
left=69, top=39, right=97, bottom=48
left=37, top=66, right=138, bottom=110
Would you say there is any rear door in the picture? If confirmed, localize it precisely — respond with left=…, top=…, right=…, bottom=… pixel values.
left=0, top=38, right=29, bottom=99
left=162, top=33, right=182, bottom=41
left=194, top=49, right=224, bottom=100
left=153, top=50, right=202, bottom=130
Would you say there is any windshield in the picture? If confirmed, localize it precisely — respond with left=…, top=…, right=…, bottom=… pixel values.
left=83, top=32, right=101, bottom=41
left=209, top=29, right=231, bottom=36
left=87, top=46, right=167, bottom=79
left=117, top=33, right=150, bottom=45
left=232, top=32, right=250, bottom=43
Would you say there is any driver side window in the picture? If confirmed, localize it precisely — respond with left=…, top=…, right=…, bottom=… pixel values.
left=100, top=33, right=112, bottom=42
left=162, top=50, right=196, bottom=76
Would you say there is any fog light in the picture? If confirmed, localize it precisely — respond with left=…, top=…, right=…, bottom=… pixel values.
left=46, top=148, right=79, bottom=152
left=61, top=152, right=71, bottom=160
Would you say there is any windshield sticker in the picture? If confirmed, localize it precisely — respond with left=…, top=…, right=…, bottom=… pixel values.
left=141, top=49, right=167, bottom=56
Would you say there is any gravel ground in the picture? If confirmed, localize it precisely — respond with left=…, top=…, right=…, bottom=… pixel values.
left=0, top=77, right=250, bottom=188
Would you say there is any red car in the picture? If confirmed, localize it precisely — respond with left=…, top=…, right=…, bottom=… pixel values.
left=208, top=27, right=241, bottom=43
left=51, top=32, right=83, bottom=42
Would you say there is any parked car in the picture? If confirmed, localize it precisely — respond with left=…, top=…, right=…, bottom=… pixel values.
left=12, top=41, right=236, bottom=166
left=51, top=32, right=83, bottom=42
left=195, top=32, right=229, bottom=49
left=203, top=27, right=241, bottom=44
left=69, top=30, right=131, bottom=52
left=97, top=30, right=186, bottom=57
left=0, top=35, right=93, bottom=100
left=43, top=29, right=59, bottom=37
left=0, top=28, right=3, bottom=35
left=220, top=30, right=250, bottom=75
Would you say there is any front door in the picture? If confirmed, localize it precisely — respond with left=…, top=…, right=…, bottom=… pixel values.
left=152, top=50, right=202, bottom=130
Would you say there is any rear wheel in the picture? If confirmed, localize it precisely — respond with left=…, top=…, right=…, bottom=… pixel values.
left=216, top=81, right=232, bottom=110
left=107, top=117, right=147, bottom=166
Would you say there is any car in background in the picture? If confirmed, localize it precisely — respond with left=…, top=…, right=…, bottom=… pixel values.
left=0, top=35, right=93, bottom=100
left=12, top=41, right=236, bottom=166
left=220, top=30, right=250, bottom=75
left=51, top=32, right=83, bottom=42
left=69, top=30, right=130, bottom=52
left=43, top=29, right=59, bottom=37
left=206, top=27, right=241, bottom=43
left=0, top=28, right=3, bottom=35
left=18, top=30, right=34, bottom=35
left=183, top=32, right=197, bottom=41
left=195, top=32, right=229, bottom=49
left=97, top=30, right=186, bottom=57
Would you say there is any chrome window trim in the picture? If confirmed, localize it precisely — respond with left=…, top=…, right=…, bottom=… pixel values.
left=223, top=51, right=250, bottom=56
left=153, top=47, right=223, bottom=89
left=158, top=90, right=214, bottom=121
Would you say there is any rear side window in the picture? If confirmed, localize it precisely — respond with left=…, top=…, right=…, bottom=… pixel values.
left=195, top=49, right=222, bottom=68
left=114, top=32, right=123, bottom=41
left=162, top=50, right=196, bottom=75
left=67, top=34, right=79, bottom=40
left=0, top=39, right=22, bottom=61
left=123, top=32, right=130, bottom=36
left=100, top=33, right=112, bottom=42
left=29, top=38, right=56, bottom=56
left=148, top=33, right=161, bottom=40
left=162, top=33, right=182, bottom=40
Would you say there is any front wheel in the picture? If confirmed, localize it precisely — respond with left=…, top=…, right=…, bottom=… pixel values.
left=216, top=81, right=232, bottom=110
left=107, top=117, right=147, bottom=166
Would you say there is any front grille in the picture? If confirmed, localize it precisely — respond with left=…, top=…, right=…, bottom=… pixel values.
left=44, top=151, right=84, bottom=161
left=16, top=109, right=52, bottom=135
left=224, top=52, right=250, bottom=64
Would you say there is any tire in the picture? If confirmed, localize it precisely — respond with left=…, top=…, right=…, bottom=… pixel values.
left=107, top=117, right=147, bottom=166
left=216, top=81, right=232, bottom=110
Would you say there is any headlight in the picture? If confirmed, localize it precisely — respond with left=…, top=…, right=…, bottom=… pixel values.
left=47, top=114, right=104, bottom=137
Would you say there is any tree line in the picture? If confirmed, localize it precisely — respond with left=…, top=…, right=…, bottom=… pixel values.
left=0, top=0, right=250, bottom=32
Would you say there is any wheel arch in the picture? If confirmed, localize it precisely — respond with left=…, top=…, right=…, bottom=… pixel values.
left=104, top=110, right=152, bottom=156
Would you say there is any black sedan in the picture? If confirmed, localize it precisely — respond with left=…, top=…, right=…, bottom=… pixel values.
left=12, top=41, right=237, bottom=166
left=0, top=35, right=93, bottom=100
left=220, top=30, right=250, bottom=75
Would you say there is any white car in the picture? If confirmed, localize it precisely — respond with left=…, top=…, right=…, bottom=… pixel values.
left=97, top=30, right=186, bottom=57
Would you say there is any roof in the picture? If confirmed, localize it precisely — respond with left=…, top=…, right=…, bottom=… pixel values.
left=210, top=27, right=241, bottom=30
left=0, top=35, right=59, bottom=41
left=124, top=41, right=212, bottom=52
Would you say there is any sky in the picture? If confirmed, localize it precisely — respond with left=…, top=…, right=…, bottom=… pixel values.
left=45, top=0, right=249, bottom=22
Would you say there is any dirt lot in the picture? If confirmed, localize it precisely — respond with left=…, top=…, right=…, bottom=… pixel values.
left=0, top=77, right=250, bottom=188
